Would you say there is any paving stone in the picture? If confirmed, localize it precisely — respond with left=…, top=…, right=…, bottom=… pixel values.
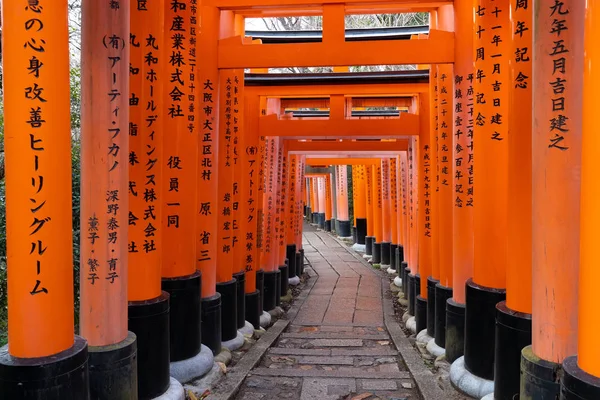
left=284, top=332, right=387, bottom=340
left=331, top=348, right=398, bottom=357
left=298, top=356, right=354, bottom=365
left=241, top=393, right=266, bottom=400
left=360, top=380, right=399, bottom=391
left=309, top=339, right=363, bottom=347
left=379, top=363, right=400, bottom=372
left=300, top=378, right=356, bottom=400
left=251, top=368, right=410, bottom=379
left=269, top=348, right=332, bottom=356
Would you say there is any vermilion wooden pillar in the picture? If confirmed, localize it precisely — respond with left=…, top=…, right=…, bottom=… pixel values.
left=295, top=155, right=307, bottom=276
left=453, top=0, right=510, bottom=391
left=127, top=1, right=175, bottom=397
left=160, top=0, right=205, bottom=374
left=198, top=4, right=221, bottom=354
left=446, top=0, right=474, bottom=364
left=493, top=1, right=533, bottom=398
left=336, top=165, right=351, bottom=237
left=380, top=158, right=392, bottom=268
left=79, top=0, right=138, bottom=397
left=562, top=3, right=600, bottom=396
left=522, top=1, right=584, bottom=398
left=406, top=136, right=420, bottom=317
left=325, top=173, right=333, bottom=231
left=371, top=163, right=383, bottom=265
left=285, top=154, right=301, bottom=286
left=354, top=165, right=368, bottom=247
left=389, top=159, right=400, bottom=272
left=364, top=165, right=375, bottom=258
left=416, top=87, right=432, bottom=334
left=0, top=1, right=89, bottom=397
left=435, top=4, right=455, bottom=350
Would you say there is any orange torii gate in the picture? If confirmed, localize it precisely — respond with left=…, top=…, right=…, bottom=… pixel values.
left=2, top=1, right=600, bottom=399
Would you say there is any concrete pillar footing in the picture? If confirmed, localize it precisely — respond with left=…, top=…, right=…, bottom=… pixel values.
left=169, top=345, right=214, bottom=384
left=449, top=356, right=494, bottom=399
left=221, top=332, right=245, bottom=352
left=416, top=329, right=433, bottom=345
left=426, top=338, right=446, bottom=358
left=289, top=276, right=301, bottom=286
left=239, top=321, right=255, bottom=336
left=480, top=393, right=494, bottom=400
left=153, top=377, right=185, bottom=400
left=385, top=266, right=396, bottom=275
left=393, top=276, right=402, bottom=287
left=259, top=311, right=272, bottom=328
left=406, top=316, right=417, bottom=334
left=351, top=243, right=366, bottom=253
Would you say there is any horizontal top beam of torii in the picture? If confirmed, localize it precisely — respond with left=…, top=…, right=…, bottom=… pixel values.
left=287, top=140, right=408, bottom=153
left=306, top=157, right=386, bottom=165
left=260, top=113, right=419, bottom=138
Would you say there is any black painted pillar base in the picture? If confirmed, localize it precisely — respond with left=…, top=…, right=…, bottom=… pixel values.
left=299, top=248, right=305, bottom=275
left=295, top=252, right=303, bottom=276
left=427, top=277, right=438, bottom=337
left=256, top=269, right=265, bottom=312
left=356, top=218, right=367, bottom=245
left=0, top=336, right=90, bottom=400
left=263, top=270, right=278, bottom=311
left=332, top=218, right=337, bottom=233
left=338, top=220, right=352, bottom=237
left=416, top=295, right=428, bottom=333
left=129, top=292, right=170, bottom=399
left=245, top=290, right=261, bottom=330
left=401, top=262, right=409, bottom=299
left=279, top=264, right=289, bottom=298
left=390, top=244, right=398, bottom=271
left=365, top=236, right=374, bottom=256
left=381, top=242, right=391, bottom=266
left=201, top=293, right=222, bottom=355
left=464, top=278, right=506, bottom=380
left=286, top=244, right=297, bottom=278
left=317, top=212, right=326, bottom=229
left=352, top=226, right=357, bottom=243
left=446, top=298, right=465, bottom=363
left=372, top=242, right=382, bottom=264
left=398, top=245, right=405, bottom=263
left=232, top=271, right=246, bottom=330
left=275, top=270, right=282, bottom=307
left=88, top=332, right=138, bottom=400
left=562, top=356, right=600, bottom=399
left=216, top=279, right=238, bottom=342
left=494, top=301, right=531, bottom=400
left=407, top=273, right=416, bottom=315
left=324, top=220, right=331, bottom=232
left=162, top=271, right=201, bottom=361
left=434, top=284, right=453, bottom=348
left=520, top=345, right=561, bottom=399
left=304, top=205, right=308, bottom=217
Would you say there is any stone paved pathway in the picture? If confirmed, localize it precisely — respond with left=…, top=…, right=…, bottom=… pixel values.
left=234, top=229, right=421, bottom=400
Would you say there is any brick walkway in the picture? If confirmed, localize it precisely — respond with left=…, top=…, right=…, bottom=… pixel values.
left=235, top=228, right=421, bottom=400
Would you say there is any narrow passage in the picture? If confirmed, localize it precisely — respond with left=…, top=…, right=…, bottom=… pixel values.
left=235, top=228, right=421, bottom=400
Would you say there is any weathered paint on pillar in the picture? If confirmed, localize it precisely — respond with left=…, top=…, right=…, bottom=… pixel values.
left=337, top=165, right=349, bottom=222
left=325, top=174, right=333, bottom=222
left=231, top=72, right=245, bottom=275
left=452, top=0, right=474, bottom=303
left=579, top=0, right=600, bottom=375
left=409, top=137, right=419, bottom=274
left=381, top=159, right=392, bottom=243
left=418, top=89, right=432, bottom=296
left=355, top=165, right=366, bottom=221
left=197, top=5, right=220, bottom=297
left=531, top=0, right=584, bottom=363
left=128, top=0, right=164, bottom=302
left=437, top=66, right=453, bottom=288
left=506, top=0, right=532, bottom=314
left=365, top=165, right=374, bottom=238
left=472, top=0, right=509, bottom=290
left=4, top=0, right=74, bottom=357
left=390, top=159, right=399, bottom=246
left=80, top=0, right=130, bottom=346
left=373, top=163, right=383, bottom=244
left=161, top=0, right=196, bottom=279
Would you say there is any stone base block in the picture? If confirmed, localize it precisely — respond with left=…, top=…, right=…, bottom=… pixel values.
left=154, top=377, right=185, bottom=400
left=406, top=317, right=417, bottom=334
left=393, top=276, right=402, bottom=288
left=352, top=243, right=366, bottom=253
left=222, top=332, right=245, bottom=352
left=426, top=338, right=446, bottom=358
left=169, top=345, right=214, bottom=384
left=289, top=276, right=301, bottom=286
left=259, top=311, right=272, bottom=328
left=239, top=321, right=255, bottom=336
left=449, top=356, right=494, bottom=399
left=416, top=329, right=434, bottom=345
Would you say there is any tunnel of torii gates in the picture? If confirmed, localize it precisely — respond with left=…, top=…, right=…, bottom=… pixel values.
left=2, top=0, right=600, bottom=399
